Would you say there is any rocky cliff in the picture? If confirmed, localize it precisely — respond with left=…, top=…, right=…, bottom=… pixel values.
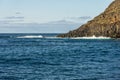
left=58, top=0, right=120, bottom=38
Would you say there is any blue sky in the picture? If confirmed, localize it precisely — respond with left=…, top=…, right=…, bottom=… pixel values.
left=0, top=0, right=113, bottom=33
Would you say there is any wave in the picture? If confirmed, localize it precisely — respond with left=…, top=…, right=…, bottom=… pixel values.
left=70, top=35, right=111, bottom=39
left=16, top=35, right=111, bottom=39
left=17, top=35, right=43, bottom=38
left=45, top=37, right=63, bottom=39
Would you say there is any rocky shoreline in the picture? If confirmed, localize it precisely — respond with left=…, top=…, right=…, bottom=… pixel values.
left=58, top=0, right=120, bottom=38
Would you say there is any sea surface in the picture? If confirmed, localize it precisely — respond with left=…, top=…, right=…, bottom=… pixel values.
left=0, top=33, right=119, bottom=80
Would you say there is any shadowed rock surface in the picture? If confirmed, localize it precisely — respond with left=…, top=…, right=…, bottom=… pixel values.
left=58, top=0, right=120, bottom=38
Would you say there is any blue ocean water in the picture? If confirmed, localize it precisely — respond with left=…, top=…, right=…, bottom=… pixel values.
left=0, top=33, right=119, bottom=80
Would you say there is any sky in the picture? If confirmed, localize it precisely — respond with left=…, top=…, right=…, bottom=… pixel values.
left=0, top=0, right=113, bottom=33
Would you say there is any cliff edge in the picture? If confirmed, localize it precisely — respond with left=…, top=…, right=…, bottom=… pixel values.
left=58, top=0, right=120, bottom=38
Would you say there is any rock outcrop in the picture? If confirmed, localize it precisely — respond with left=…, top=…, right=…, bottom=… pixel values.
left=58, top=0, right=120, bottom=38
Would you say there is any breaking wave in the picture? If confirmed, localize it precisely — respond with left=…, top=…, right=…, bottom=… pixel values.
left=17, top=35, right=43, bottom=38
left=70, top=35, right=111, bottom=39
left=17, top=35, right=111, bottom=39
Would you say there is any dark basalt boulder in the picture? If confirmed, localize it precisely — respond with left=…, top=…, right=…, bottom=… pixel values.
left=58, top=0, right=120, bottom=38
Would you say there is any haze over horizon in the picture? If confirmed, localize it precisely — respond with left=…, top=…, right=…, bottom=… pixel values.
left=0, top=0, right=113, bottom=33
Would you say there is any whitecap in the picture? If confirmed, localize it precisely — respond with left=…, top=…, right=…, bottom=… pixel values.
left=70, top=35, right=111, bottom=39
left=17, top=35, right=43, bottom=38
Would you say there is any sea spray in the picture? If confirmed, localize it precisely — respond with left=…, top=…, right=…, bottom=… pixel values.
left=17, top=35, right=43, bottom=38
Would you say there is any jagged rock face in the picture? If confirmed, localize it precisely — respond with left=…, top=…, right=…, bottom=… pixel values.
left=58, top=0, right=120, bottom=38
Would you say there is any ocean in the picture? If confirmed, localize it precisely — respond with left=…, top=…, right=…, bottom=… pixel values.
left=0, top=33, right=119, bottom=80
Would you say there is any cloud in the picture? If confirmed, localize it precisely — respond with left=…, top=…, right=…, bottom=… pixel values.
left=16, top=12, right=21, bottom=14
left=65, top=16, right=92, bottom=23
left=69, top=16, right=91, bottom=20
left=5, top=16, right=24, bottom=19
left=0, top=15, right=24, bottom=24
left=0, top=12, right=25, bottom=24
left=0, top=20, right=24, bottom=25
left=77, top=16, right=91, bottom=20
left=0, top=20, right=82, bottom=33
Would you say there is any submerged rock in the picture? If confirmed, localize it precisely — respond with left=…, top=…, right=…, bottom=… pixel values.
left=58, top=0, right=120, bottom=38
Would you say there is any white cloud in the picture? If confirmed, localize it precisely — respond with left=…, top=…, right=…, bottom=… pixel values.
left=5, top=16, right=24, bottom=19
left=15, top=12, right=21, bottom=15
left=65, top=16, right=92, bottom=23
left=0, top=15, right=24, bottom=24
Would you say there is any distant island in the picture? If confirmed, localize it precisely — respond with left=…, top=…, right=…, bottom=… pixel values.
left=58, top=0, right=120, bottom=38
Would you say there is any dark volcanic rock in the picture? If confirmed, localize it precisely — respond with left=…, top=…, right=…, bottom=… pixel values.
left=58, top=0, right=120, bottom=38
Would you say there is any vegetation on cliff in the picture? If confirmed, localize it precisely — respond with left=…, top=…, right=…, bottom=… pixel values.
left=58, top=0, right=120, bottom=38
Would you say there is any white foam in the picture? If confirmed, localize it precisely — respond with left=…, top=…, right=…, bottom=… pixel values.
left=17, top=35, right=43, bottom=38
left=17, top=35, right=111, bottom=39
left=45, top=37, right=63, bottom=39
left=70, top=35, right=111, bottom=39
